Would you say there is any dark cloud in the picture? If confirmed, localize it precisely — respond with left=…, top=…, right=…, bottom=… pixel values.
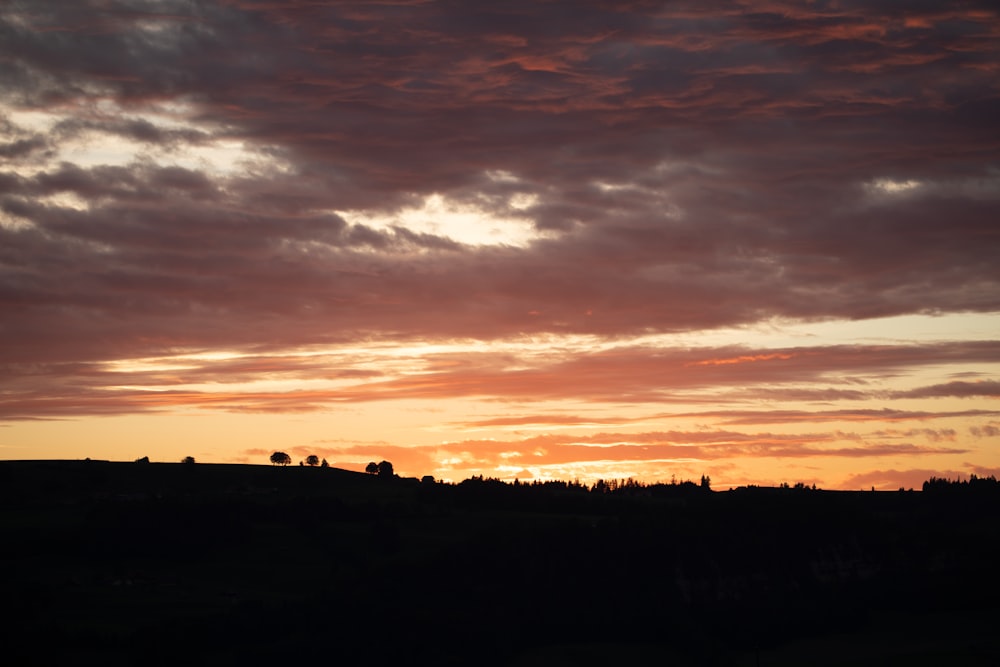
left=0, top=135, right=48, bottom=159
left=2, top=1, right=998, bottom=364
left=970, top=424, right=1000, bottom=438
left=894, top=380, right=1000, bottom=399
left=675, top=408, right=1000, bottom=426
left=51, top=116, right=211, bottom=147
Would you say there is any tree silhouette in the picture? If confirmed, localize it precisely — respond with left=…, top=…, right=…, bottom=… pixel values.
left=321, top=458, right=329, bottom=468
left=365, top=461, right=379, bottom=475
left=270, top=451, right=291, bottom=466
left=377, top=460, right=394, bottom=478
left=182, top=456, right=196, bottom=464
left=135, top=456, right=149, bottom=464
left=305, top=454, right=320, bottom=467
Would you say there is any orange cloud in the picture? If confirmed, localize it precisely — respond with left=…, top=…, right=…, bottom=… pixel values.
left=687, top=353, right=794, bottom=366
left=299, top=429, right=967, bottom=482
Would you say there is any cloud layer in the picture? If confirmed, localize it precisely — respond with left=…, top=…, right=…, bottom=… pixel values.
left=1, top=1, right=998, bottom=486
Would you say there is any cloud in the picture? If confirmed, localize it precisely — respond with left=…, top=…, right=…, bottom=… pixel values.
left=970, top=424, right=1000, bottom=438
left=2, top=1, right=998, bottom=360
left=894, top=380, right=1000, bottom=399
left=2, top=341, right=1000, bottom=420
left=456, top=414, right=636, bottom=428
left=306, top=428, right=966, bottom=470
left=255, top=342, right=1000, bottom=405
left=685, top=408, right=1000, bottom=426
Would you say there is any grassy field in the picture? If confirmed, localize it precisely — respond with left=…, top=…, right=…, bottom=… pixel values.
left=3, top=460, right=999, bottom=665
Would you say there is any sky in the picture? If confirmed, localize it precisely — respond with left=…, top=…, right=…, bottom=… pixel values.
left=1, top=1, right=999, bottom=489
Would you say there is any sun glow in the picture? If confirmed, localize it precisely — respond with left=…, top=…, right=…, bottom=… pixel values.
left=869, top=178, right=922, bottom=194
left=336, top=192, right=548, bottom=248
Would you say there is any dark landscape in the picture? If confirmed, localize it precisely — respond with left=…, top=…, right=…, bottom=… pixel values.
left=3, top=459, right=999, bottom=666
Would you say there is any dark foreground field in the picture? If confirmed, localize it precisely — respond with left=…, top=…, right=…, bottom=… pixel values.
left=2, top=460, right=999, bottom=666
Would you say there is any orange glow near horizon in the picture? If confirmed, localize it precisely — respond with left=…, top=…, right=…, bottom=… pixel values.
left=4, top=316, right=1000, bottom=490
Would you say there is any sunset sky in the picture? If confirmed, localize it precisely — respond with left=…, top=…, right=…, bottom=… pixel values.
left=2, top=1, right=999, bottom=489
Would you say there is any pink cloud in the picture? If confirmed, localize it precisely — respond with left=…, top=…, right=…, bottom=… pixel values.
left=895, top=380, right=1000, bottom=399
left=2, top=342, right=999, bottom=420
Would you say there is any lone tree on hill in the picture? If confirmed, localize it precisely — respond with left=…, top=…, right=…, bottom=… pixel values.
left=377, top=460, right=394, bottom=478
left=365, top=461, right=379, bottom=475
left=182, top=456, right=196, bottom=464
left=270, top=451, right=291, bottom=466
left=305, top=454, right=320, bottom=467
left=321, top=458, right=329, bottom=468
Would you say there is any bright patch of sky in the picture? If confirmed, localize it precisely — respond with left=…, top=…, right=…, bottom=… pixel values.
left=337, top=192, right=549, bottom=248
left=871, top=178, right=922, bottom=193
left=640, top=313, right=1000, bottom=349
left=3, top=102, right=281, bottom=178
left=103, top=350, right=247, bottom=374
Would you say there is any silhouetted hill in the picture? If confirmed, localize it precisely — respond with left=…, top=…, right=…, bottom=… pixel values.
left=2, top=460, right=999, bottom=666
